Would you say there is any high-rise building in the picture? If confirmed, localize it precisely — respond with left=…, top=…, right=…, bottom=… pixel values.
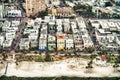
left=26, top=0, right=46, bottom=17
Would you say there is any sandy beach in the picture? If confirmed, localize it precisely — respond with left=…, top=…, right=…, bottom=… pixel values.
left=0, top=58, right=120, bottom=77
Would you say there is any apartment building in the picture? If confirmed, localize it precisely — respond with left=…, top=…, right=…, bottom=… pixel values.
left=65, top=34, right=74, bottom=50
left=73, top=33, right=84, bottom=51
left=48, top=35, right=56, bottom=51
left=0, top=35, right=4, bottom=46
left=46, top=0, right=60, bottom=6
left=26, top=0, right=46, bottom=17
left=7, top=10, right=22, bottom=17
left=39, top=34, right=47, bottom=51
left=3, top=40, right=13, bottom=48
left=19, top=38, right=30, bottom=50
left=2, top=20, right=11, bottom=31
left=56, top=33, right=65, bottom=51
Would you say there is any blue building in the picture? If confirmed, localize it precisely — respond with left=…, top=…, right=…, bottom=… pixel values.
left=39, top=37, right=47, bottom=51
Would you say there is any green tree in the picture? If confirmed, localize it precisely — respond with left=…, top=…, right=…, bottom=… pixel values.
left=85, top=46, right=95, bottom=53
left=69, top=26, right=73, bottom=34
left=44, top=51, right=51, bottom=61
left=113, top=57, right=119, bottom=72
left=101, top=13, right=108, bottom=19
left=37, top=8, right=48, bottom=18
left=62, top=24, right=64, bottom=33
left=35, top=55, right=44, bottom=62
left=2, top=53, right=8, bottom=61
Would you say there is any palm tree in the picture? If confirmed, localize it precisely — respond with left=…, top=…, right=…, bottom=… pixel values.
left=85, top=46, right=95, bottom=53
left=113, top=61, right=119, bottom=72
left=85, top=60, right=93, bottom=73
left=2, top=53, right=8, bottom=61
left=44, top=51, right=51, bottom=61
left=113, top=55, right=120, bottom=72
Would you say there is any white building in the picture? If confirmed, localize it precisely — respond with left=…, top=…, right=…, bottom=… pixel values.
left=39, top=34, right=47, bottom=51
left=24, top=29, right=38, bottom=35
left=48, top=35, right=56, bottom=51
left=30, top=39, right=38, bottom=48
left=90, top=20, right=100, bottom=29
left=82, top=35, right=94, bottom=48
left=3, top=40, right=12, bottom=48
left=0, top=35, right=4, bottom=46
left=57, top=25, right=62, bottom=32
left=19, top=38, right=30, bottom=50
left=46, top=0, right=60, bottom=6
left=11, top=20, right=20, bottom=27
left=7, top=10, right=22, bottom=17
left=6, top=32, right=15, bottom=40
left=65, top=34, right=74, bottom=50
left=63, top=21, right=70, bottom=33
left=28, top=33, right=38, bottom=41
left=73, top=33, right=83, bottom=51
left=76, top=17, right=87, bottom=29
left=2, top=21, right=11, bottom=31
left=66, top=1, right=75, bottom=7
left=56, top=19, right=62, bottom=26
left=116, top=35, right=120, bottom=45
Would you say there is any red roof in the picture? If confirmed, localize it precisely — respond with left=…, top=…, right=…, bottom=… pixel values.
left=101, top=55, right=106, bottom=61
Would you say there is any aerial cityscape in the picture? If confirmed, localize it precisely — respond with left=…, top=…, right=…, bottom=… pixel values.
left=0, top=0, right=120, bottom=80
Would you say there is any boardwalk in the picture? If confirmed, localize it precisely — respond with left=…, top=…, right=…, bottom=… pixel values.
left=4, top=62, right=8, bottom=75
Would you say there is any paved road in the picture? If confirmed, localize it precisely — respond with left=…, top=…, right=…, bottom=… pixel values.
left=9, top=0, right=26, bottom=53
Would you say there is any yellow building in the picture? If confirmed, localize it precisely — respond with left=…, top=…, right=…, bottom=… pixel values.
left=56, top=34, right=65, bottom=51
left=52, top=9, right=57, bottom=15
left=48, top=7, right=74, bottom=17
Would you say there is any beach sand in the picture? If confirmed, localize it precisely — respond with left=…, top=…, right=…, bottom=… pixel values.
left=0, top=58, right=120, bottom=77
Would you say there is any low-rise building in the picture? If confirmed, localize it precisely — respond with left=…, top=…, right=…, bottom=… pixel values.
left=73, top=33, right=83, bottom=51
left=24, top=28, right=38, bottom=35
left=56, top=19, right=62, bottom=32
left=71, top=22, right=77, bottom=33
left=2, top=20, right=11, bottom=31
left=39, top=35, right=47, bottom=51
left=19, top=38, right=30, bottom=50
left=65, top=34, right=74, bottom=50
left=46, top=0, right=60, bottom=6
left=48, top=35, right=56, bottom=51
left=48, top=21, right=56, bottom=34
left=28, top=33, right=38, bottom=41
left=3, top=39, right=12, bottom=48
left=90, top=20, right=100, bottom=29
left=95, top=29, right=116, bottom=48
left=7, top=10, right=22, bottom=17
left=63, top=21, right=70, bottom=33
left=76, top=17, right=87, bottom=29
left=5, top=32, right=16, bottom=40
left=41, top=23, right=48, bottom=35
left=57, top=25, right=62, bottom=32
left=11, top=20, right=20, bottom=27
left=0, top=35, right=4, bottom=46
left=56, top=33, right=65, bottom=51
left=116, top=35, right=120, bottom=46
left=30, top=39, right=38, bottom=48
left=49, top=7, right=74, bottom=17
left=82, top=35, right=94, bottom=48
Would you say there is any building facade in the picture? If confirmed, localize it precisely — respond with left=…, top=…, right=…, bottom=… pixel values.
left=26, top=0, right=46, bottom=17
